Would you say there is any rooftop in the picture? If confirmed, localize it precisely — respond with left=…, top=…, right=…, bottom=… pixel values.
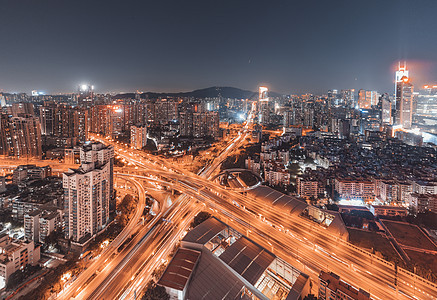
left=320, top=271, right=370, bottom=300
left=372, top=205, right=408, bottom=210
left=182, top=217, right=227, bottom=245
left=247, top=186, right=308, bottom=217
left=41, top=212, right=58, bottom=220
left=248, top=186, right=348, bottom=239
left=219, top=236, right=275, bottom=285
left=185, top=249, right=256, bottom=300
left=158, top=248, right=201, bottom=291
left=26, top=210, right=41, bottom=217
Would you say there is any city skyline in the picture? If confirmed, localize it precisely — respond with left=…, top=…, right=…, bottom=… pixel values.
left=1, top=1, right=437, bottom=94
left=1, top=1, right=437, bottom=299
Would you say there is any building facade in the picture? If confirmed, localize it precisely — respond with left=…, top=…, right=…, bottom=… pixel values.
left=394, top=63, right=414, bottom=129
left=0, top=233, right=40, bottom=285
left=63, top=142, right=114, bottom=243
left=297, top=178, right=320, bottom=199
left=131, top=125, right=148, bottom=150
left=358, top=90, right=378, bottom=109
left=0, top=114, right=42, bottom=158
left=335, top=178, right=375, bottom=202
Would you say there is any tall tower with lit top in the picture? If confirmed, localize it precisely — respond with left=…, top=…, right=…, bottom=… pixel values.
left=395, top=62, right=414, bottom=129
left=258, top=86, right=269, bottom=125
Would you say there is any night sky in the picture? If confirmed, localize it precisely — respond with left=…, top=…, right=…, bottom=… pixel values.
left=1, top=0, right=437, bottom=94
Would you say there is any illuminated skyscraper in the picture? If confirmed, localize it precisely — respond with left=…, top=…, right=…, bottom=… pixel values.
left=395, top=63, right=414, bottom=129
left=258, top=86, right=269, bottom=125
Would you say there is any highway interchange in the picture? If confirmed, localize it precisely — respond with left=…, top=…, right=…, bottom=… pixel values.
left=31, top=104, right=437, bottom=299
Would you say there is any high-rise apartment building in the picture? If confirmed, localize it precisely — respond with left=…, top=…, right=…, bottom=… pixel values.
left=63, top=142, right=114, bottom=243
left=394, top=63, right=414, bottom=129
left=179, top=102, right=219, bottom=139
left=24, top=211, right=40, bottom=242
left=89, top=105, right=114, bottom=137
left=146, top=98, right=178, bottom=125
left=10, top=102, right=35, bottom=117
left=132, top=102, right=149, bottom=126
left=90, top=102, right=148, bottom=139
left=0, top=94, right=6, bottom=107
left=180, top=110, right=220, bottom=139
left=0, top=176, right=6, bottom=193
left=131, top=125, right=148, bottom=150
left=40, top=102, right=88, bottom=146
left=415, top=85, right=437, bottom=116
left=0, top=114, right=42, bottom=158
left=283, top=110, right=293, bottom=128
left=77, top=84, right=94, bottom=107
left=328, top=89, right=342, bottom=106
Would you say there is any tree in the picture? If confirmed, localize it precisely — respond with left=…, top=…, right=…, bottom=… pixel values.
left=7, top=269, right=26, bottom=289
left=325, top=203, right=339, bottom=211
left=190, top=211, right=211, bottom=228
left=142, top=138, right=158, bottom=153
left=142, top=283, right=170, bottom=300
left=304, top=294, right=318, bottom=300
left=45, top=229, right=64, bottom=247
left=117, top=194, right=137, bottom=226
left=7, top=265, right=42, bottom=289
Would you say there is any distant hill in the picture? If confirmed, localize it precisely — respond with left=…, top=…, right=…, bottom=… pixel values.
left=115, top=86, right=282, bottom=100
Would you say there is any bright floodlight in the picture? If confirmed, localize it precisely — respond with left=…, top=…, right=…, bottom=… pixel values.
left=81, top=84, right=88, bottom=91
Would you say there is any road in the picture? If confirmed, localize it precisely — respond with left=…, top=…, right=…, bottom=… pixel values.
left=0, top=158, right=78, bottom=174
left=78, top=105, right=256, bottom=299
left=118, top=170, right=437, bottom=300
left=101, top=148, right=435, bottom=298
left=97, top=190, right=201, bottom=300
left=90, top=103, right=436, bottom=300
left=54, top=101, right=436, bottom=300
left=75, top=191, right=198, bottom=299
left=54, top=177, right=147, bottom=299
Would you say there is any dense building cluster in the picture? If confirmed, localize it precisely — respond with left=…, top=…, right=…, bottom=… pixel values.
left=0, top=90, right=222, bottom=160
left=0, top=67, right=435, bottom=297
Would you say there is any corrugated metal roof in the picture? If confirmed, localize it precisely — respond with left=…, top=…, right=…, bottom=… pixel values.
left=219, top=236, right=275, bottom=285
left=247, top=186, right=308, bottom=217
left=182, top=217, right=227, bottom=245
left=158, top=248, right=201, bottom=291
left=247, top=186, right=349, bottom=239
left=186, top=249, right=255, bottom=300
